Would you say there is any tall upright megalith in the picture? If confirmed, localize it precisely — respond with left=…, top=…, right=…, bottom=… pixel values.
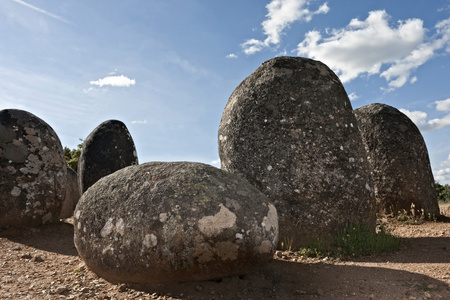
left=0, top=109, right=67, bottom=227
left=354, top=103, right=439, bottom=216
left=78, top=120, right=138, bottom=194
left=218, top=56, right=375, bottom=248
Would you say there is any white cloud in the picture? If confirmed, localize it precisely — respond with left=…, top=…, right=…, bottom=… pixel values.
left=226, top=53, right=238, bottom=59
left=435, top=98, right=450, bottom=111
left=131, top=120, right=147, bottom=124
left=439, top=154, right=450, bottom=167
left=242, top=0, right=329, bottom=55
left=296, top=11, right=450, bottom=90
left=12, top=0, right=73, bottom=25
left=89, top=75, right=136, bottom=87
left=410, top=76, right=418, bottom=84
left=434, top=165, right=450, bottom=183
left=297, top=11, right=425, bottom=84
left=348, top=92, right=359, bottom=101
left=399, top=109, right=428, bottom=124
left=210, top=159, right=221, bottom=167
left=400, top=108, right=450, bottom=132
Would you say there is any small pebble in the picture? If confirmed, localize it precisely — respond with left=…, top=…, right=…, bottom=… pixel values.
left=118, top=285, right=127, bottom=292
left=55, top=286, right=68, bottom=294
left=21, top=253, right=32, bottom=259
left=33, top=255, right=44, bottom=262
left=195, top=285, right=203, bottom=292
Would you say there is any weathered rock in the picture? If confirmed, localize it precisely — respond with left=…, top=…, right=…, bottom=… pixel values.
left=78, top=120, right=138, bottom=194
left=59, top=167, right=80, bottom=219
left=218, top=56, right=375, bottom=248
left=0, top=109, right=67, bottom=227
left=74, top=161, right=278, bottom=284
left=354, top=103, right=439, bottom=215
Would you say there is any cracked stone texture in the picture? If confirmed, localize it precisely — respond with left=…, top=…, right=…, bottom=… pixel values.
left=78, top=119, right=138, bottom=194
left=354, top=103, right=439, bottom=216
left=74, top=161, right=279, bottom=284
left=0, top=109, right=67, bottom=227
left=218, top=56, right=376, bottom=249
left=59, top=167, right=80, bottom=219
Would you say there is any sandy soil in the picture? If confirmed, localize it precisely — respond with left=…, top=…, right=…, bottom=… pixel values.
left=1, top=204, right=449, bottom=300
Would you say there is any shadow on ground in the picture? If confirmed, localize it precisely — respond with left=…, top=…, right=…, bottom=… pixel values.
left=0, top=221, right=77, bottom=256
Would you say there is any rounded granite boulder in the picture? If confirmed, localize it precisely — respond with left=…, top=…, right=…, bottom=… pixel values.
left=354, top=103, right=439, bottom=216
left=218, top=56, right=376, bottom=248
left=59, top=167, right=81, bottom=219
left=0, top=109, right=67, bottom=227
left=74, top=161, right=278, bottom=284
left=78, top=119, right=138, bottom=194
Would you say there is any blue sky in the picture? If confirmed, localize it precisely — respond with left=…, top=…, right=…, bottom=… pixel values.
left=1, top=0, right=450, bottom=183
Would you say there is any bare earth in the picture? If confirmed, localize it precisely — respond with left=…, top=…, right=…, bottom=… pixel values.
left=1, top=204, right=449, bottom=300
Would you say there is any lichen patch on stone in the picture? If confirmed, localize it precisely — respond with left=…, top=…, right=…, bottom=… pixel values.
left=100, top=218, right=114, bottom=238
left=258, top=240, right=273, bottom=254
left=198, top=204, right=236, bottom=237
left=10, top=186, right=21, bottom=197
left=261, top=204, right=278, bottom=232
left=214, top=241, right=239, bottom=261
left=143, top=233, right=158, bottom=248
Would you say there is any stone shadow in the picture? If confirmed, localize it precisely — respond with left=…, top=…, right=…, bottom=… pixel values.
left=0, top=221, right=77, bottom=256
left=122, top=258, right=450, bottom=300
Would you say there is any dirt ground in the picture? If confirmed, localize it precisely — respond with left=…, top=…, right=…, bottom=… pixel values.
left=1, top=204, right=449, bottom=300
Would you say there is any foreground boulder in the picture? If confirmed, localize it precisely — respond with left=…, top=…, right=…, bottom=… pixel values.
left=354, top=103, right=439, bottom=216
left=74, top=161, right=278, bottom=284
left=59, top=167, right=80, bottom=219
left=0, top=109, right=67, bottom=227
left=78, top=120, right=138, bottom=194
left=218, top=56, right=375, bottom=249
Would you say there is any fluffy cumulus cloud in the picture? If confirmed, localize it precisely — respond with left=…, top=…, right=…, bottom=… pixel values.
left=400, top=108, right=450, bottom=132
left=90, top=75, right=136, bottom=87
left=434, top=158, right=450, bottom=182
left=434, top=153, right=450, bottom=183
left=435, top=98, right=450, bottom=111
left=242, top=0, right=329, bottom=55
left=296, top=11, right=450, bottom=90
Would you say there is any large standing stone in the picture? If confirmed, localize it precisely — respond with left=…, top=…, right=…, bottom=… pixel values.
left=218, top=56, right=375, bottom=249
left=0, top=109, right=67, bottom=227
left=354, top=103, right=439, bottom=216
left=59, top=167, right=80, bottom=219
left=78, top=120, right=138, bottom=194
left=74, top=162, right=278, bottom=284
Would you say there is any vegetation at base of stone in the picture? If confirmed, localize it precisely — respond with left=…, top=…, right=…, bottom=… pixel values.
left=389, top=204, right=439, bottom=223
left=64, top=139, right=83, bottom=172
left=435, top=181, right=450, bottom=203
left=298, top=224, right=402, bottom=259
left=280, top=237, right=294, bottom=252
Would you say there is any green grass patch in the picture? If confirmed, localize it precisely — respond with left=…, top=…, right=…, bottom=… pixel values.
left=298, top=224, right=402, bottom=259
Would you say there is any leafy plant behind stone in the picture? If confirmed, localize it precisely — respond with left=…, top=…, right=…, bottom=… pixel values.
left=64, top=139, right=83, bottom=172
left=435, top=181, right=450, bottom=203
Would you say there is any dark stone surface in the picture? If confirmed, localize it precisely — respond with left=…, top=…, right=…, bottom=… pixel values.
left=78, top=120, right=138, bottom=194
left=0, top=109, right=67, bottom=227
left=59, top=167, right=80, bottom=219
left=74, top=161, right=278, bottom=284
left=218, top=56, right=376, bottom=249
left=354, top=103, right=439, bottom=215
